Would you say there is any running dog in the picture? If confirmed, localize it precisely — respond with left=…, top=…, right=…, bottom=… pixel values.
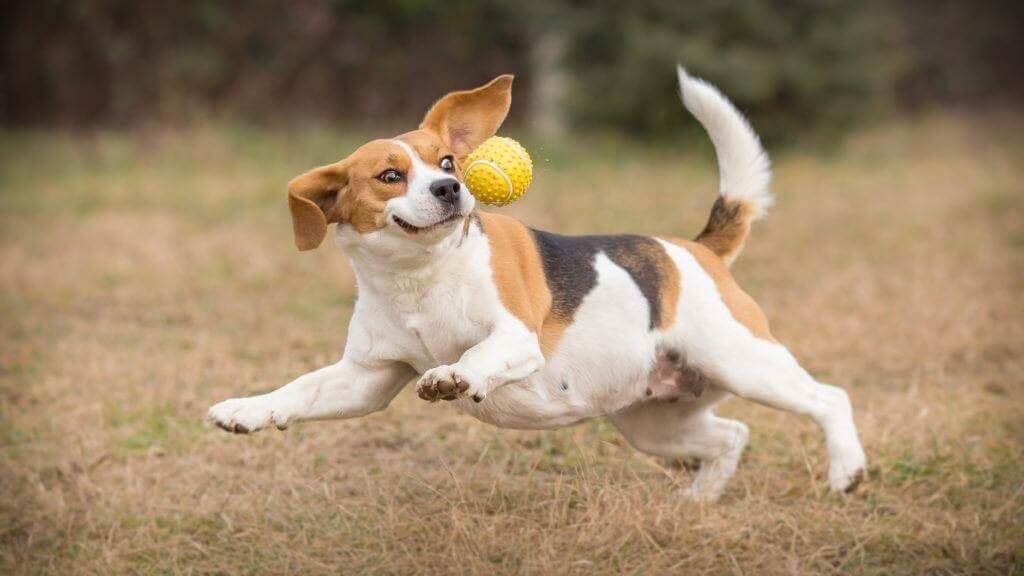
left=208, top=67, right=867, bottom=501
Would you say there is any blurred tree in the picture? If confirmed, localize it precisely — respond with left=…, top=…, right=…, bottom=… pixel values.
left=1, top=0, right=1021, bottom=139
left=0, top=0, right=533, bottom=127
left=559, top=0, right=900, bottom=144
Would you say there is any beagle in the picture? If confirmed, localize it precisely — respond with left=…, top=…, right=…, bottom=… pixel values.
left=208, top=67, right=866, bottom=501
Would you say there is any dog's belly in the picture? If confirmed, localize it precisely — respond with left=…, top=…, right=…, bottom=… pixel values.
left=452, top=375, right=596, bottom=429
left=455, top=254, right=666, bottom=429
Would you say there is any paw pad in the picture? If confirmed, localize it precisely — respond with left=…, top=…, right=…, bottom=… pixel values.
left=417, top=371, right=470, bottom=402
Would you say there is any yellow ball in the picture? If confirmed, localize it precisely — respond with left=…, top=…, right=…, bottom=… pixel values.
left=463, top=136, right=533, bottom=206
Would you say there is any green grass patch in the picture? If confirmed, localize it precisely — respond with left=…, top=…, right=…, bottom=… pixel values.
left=105, top=403, right=205, bottom=453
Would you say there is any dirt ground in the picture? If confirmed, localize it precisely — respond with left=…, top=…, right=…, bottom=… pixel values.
left=1, top=114, right=1022, bottom=574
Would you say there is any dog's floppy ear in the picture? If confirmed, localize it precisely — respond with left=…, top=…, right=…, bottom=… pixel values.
left=420, top=74, right=513, bottom=162
left=287, top=161, right=349, bottom=251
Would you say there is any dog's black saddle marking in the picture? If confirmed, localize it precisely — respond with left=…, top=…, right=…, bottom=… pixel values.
left=529, top=229, right=669, bottom=329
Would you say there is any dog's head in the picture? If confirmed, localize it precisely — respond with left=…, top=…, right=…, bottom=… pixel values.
left=287, top=75, right=513, bottom=253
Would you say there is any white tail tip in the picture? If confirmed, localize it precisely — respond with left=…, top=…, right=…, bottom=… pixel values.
left=677, top=65, right=773, bottom=219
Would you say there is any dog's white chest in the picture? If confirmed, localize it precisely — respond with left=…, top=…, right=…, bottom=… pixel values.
left=359, top=251, right=495, bottom=372
left=396, top=306, right=487, bottom=371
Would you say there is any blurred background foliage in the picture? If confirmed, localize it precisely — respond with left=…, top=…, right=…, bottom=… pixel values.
left=2, top=0, right=1022, bottom=144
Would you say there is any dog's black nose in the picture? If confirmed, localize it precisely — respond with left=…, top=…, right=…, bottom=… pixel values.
left=429, top=178, right=461, bottom=204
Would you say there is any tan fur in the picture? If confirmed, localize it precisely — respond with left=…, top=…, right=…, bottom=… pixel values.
left=477, top=212, right=568, bottom=356
left=667, top=238, right=776, bottom=342
left=287, top=160, right=348, bottom=251
left=420, top=75, right=513, bottom=163
left=655, top=245, right=681, bottom=330
left=396, top=130, right=458, bottom=177
left=287, top=140, right=418, bottom=249
left=396, top=130, right=445, bottom=162
left=695, top=198, right=755, bottom=267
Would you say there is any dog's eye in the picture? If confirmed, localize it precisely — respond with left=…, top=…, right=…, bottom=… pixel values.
left=379, top=169, right=403, bottom=184
left=439, top=156, right=455, bottom=172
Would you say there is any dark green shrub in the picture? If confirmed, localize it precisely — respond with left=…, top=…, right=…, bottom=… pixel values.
left=560, top=0, right=900, bottom=144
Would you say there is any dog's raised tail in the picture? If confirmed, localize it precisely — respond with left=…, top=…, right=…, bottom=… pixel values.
left=678, top=66, right=772, bottom=267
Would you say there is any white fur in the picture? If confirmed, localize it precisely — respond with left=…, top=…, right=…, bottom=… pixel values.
left=209, top=71, right=866, bottom=500
left=677, top=66, right=773, bottom=219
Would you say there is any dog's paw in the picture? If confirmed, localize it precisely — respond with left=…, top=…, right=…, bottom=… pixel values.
left=415, top=365, right=483, bottom=403
left=207, top=395, right=291, bottom=434
left=828, top=447, right=867, bottom=493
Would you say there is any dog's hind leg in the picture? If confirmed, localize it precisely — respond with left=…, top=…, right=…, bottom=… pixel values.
left=660, top=241, right=867, bottom=493
left=683, top=332, right=867, bottom=492
left=610, top=396, right=748, bottom=502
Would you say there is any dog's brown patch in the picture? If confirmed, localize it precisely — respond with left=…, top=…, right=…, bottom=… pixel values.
left=655, top=245, right=681, bottom=330
left=287, top=140, right=417, bottom=249
left=477, top=212, right=569, bottom=356
left=667, top=238, right=776, bottom=342
left=396, top=130, right=456, bottom=176
left=695, top=198, right=755, bottom=266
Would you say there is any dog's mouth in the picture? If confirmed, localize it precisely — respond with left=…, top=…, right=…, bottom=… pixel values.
left=392, top=212, right=461, bottom=234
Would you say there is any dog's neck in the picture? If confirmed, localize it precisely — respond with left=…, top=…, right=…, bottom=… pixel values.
left=338, top=220, right=485, bottom=300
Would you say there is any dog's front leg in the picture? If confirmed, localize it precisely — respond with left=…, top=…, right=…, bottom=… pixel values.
left=416, top=324, right=544, bottom=403
left=208, top=357, right=414, bottom=434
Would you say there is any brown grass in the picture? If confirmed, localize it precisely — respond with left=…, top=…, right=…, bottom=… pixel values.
left=1, top=115, right=1022, bottom=575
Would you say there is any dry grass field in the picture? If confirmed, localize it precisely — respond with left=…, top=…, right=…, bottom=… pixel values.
left=1, top=114, right=1022, bottom=575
